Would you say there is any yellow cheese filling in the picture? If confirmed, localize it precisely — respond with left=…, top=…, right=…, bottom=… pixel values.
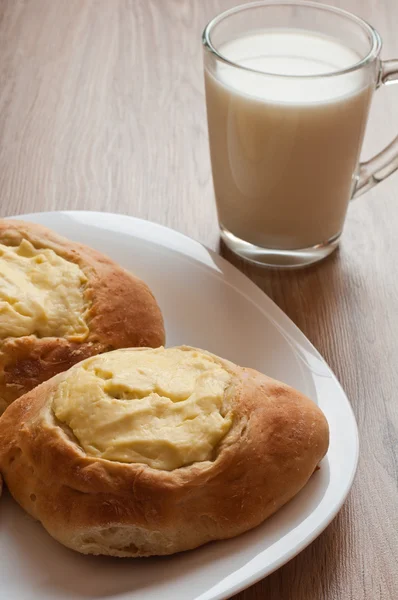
left=52, top=347, right=233, bottom=470
left=0, top=239, right=89, bottom=341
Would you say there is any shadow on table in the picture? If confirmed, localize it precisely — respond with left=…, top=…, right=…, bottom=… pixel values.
left=219, top=238, right=371, bottom=375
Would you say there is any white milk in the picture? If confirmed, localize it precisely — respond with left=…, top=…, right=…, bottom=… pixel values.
left=205, top=30, right=373, bottom=249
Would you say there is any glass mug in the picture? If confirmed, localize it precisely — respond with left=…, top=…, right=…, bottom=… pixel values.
left=202, top=1, right=398, bottom=268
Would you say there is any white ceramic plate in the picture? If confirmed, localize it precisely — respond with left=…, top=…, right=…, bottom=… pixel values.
left=0, top=211, right=358, bottom=600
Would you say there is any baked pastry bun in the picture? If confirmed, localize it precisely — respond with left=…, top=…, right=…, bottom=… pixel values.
left=0, top=346, right=329, bottom=557
left=0, top=219, right=165, bottom=413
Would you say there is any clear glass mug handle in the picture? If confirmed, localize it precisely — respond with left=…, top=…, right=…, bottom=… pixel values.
left=354, top=59, right=398, bottom=197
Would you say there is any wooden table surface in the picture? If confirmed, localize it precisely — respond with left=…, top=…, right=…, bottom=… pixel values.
left=1, top=0, right=397, bottom=598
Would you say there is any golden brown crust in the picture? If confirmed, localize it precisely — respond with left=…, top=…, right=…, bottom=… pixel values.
left=0, top=219, right=165, bottom=412
left=0, top=347, right=329, bottom=557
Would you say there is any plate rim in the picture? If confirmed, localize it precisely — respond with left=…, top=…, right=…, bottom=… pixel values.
left=4, top=210, right=359, bottom=600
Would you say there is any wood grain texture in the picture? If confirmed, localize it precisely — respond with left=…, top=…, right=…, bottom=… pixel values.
left=0, top=0, right=397, bottom=598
